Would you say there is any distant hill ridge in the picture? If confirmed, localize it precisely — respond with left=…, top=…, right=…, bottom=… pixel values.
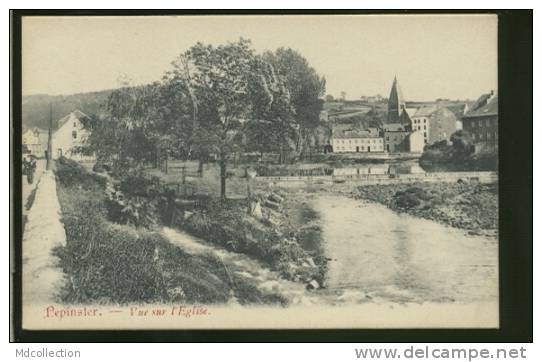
left=22, top=89, right=114, bottom=131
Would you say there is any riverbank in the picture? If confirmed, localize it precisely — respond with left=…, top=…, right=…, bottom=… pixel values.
left=53, top=158, right=286, bottom=305
left=180, top=189, right=327, bottom=288
left=352, top=181, right=498, bottom=237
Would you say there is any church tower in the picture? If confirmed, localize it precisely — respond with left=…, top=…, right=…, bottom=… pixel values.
left=387, top=76, right=406, bottom=123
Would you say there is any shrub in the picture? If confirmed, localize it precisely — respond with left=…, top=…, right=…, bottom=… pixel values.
left=394, top=193, right=421, bottom=209
left=55, top=157, right=106, bottom=190
left=105, top=172, right=177, bottom=228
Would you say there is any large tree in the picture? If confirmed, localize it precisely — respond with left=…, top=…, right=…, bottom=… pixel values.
left=262, top=48, right=326, bottom=159
left=169, top=39, right=278, bottom=198
left=244, top=55, right=296, bottom=162
left=84, top=40, right=324, bottom=197
left=83, top=84, right=161, bottom=170
left=83, top=81, right=194, bottom=171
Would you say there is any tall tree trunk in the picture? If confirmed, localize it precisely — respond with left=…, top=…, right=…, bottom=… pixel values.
left=219, top=156, right=227, bottom=200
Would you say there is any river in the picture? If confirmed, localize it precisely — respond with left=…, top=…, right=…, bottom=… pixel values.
left=163, top=193, right=498, bottom=306
left=313, top=194, right=498, bottom=304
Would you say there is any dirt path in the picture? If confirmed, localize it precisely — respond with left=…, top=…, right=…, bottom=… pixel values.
left=22, top=170, right=67, bottom=305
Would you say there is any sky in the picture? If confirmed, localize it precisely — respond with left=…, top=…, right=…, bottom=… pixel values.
left=22, top=15, right=497, bottom=101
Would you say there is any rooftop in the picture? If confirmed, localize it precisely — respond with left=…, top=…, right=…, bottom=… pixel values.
left=446, top=103, right=469, bottom=119
left=463, top=94, right=498, bottom=118
left=413, top=106, right=438, bottom=117
left=383, top=123, right=408, bottom=132
left=332, top=129, right=381, bottom=139
left=56, top=110, right=91, bottom=128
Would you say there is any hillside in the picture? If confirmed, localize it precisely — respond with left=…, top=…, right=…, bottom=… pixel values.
left=21, top=89, right=113, bottom=130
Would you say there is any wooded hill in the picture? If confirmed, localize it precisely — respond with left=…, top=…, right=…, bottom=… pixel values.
left=22, top=89, right=113, bottom=130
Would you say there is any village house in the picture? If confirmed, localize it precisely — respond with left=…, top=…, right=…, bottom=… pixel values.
left=411, top=106, right=458, bottom=145
left=407, top=130, right=425, bottom=153
left=383, top=123, right=410, bottom=152
left=330, top=128, right=384, bottom=153
left=461, top=91, right=498, bottom=151
left=22, top=127, right=48, bottom=157
left=446, top=102, right=470, bottom=130
left=52, top=110, right=94, bottom=161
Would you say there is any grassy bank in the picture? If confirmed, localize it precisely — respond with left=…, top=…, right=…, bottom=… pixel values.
left=353, top=181, right=498, bottom=237
left=180, top=190, right=327, bottom=287
left=53, top=157, right=285, bottom=305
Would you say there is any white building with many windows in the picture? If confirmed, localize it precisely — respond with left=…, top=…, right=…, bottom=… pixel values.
left=331, top=129, right=384, bottom=153
left=411, top=106, right=458, bottom=145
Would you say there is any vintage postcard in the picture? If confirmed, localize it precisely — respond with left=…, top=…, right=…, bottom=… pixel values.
left=17, top=14, right=499, bottom=330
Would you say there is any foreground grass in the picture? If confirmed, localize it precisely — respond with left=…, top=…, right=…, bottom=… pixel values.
left=53, top=157, right=286, bottom=305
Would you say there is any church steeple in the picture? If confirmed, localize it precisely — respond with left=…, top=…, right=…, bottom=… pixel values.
left=388, top=76, right=406, bottom=123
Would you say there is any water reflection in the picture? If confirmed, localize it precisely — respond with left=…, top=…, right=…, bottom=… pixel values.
left=260, top=162, right=426, bottom=177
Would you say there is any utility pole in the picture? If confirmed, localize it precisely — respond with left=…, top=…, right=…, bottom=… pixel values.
left=46, top=103, right=53, bottom=170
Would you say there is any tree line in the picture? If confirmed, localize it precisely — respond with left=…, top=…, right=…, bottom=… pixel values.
left=83, top=38, right=326, bottom=198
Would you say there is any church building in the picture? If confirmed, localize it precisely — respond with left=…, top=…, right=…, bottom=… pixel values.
left=387, top=76, right=412, bottom=125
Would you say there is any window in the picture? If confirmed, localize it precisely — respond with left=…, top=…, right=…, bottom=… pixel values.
left=386, top=136, right=389, bottom=141
left=424, top=119, right=427, bottom=123
left=424, top=132, right=427, bottom=138
left=424, top=125, right=426, bottom=130
left=72, top=131, right=77, bottom=139
left=73, top=122, right=76, bottom=127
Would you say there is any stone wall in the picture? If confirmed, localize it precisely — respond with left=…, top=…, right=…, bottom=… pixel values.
left=256, top=171, right=498, bottom=188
